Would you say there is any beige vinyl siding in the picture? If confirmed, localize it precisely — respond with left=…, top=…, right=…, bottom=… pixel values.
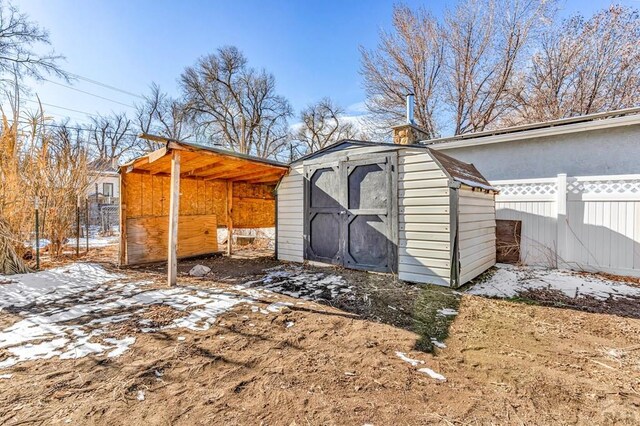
left=458, top=186, right=496, bottom=284
left=397, top=149, right=451, bottom=286
left=276, top=165, right=304, bottom=262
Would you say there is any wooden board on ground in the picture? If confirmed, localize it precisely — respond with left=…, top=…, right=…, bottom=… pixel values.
left=496, top=219, right=521, bottom=264
left=126, top=214, right=218, bottom=264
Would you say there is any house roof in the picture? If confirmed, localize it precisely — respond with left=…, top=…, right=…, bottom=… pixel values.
left=292, top=139, right=497, bottom=192
left=122, top=134, right=288, bottom=184
left=88, top=158, right=119, bottom=173
left=424, top=107, right=640, bottom=150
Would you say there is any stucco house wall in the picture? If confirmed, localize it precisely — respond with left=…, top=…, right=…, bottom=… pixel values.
left=431, top=122, right=640, bottom=180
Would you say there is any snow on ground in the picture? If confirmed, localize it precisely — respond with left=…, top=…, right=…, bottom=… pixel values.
left=85, top=235, right=119, bottom=248
left=417, top=367, right=446, bottom=381
left=0, top=263, right=271, bottom=369
left=467, top=263, right=640, bottom=300
left=396, top=351, right=424, bottom=366
left=396, top=351, right=446, bottom=381
left=240, top=265, right=355, bottom=302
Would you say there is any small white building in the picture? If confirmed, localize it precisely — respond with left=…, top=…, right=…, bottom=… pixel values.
left=87, top=159, right=120, bottom=203
left=276, top=136, right=498, bottom=287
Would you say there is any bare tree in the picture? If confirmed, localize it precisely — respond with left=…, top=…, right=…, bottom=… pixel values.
left=180, top=46, right=292, bottom=158
left=297, top=98, right=356, bottom=153
left=444, top=0, right=555, bottom=134
left=360, top=0, right=555, bottom=137
left=514, top=6, right=640, bottom=123
left=88, top=112, right=140, bottom=162
left=0, top=0, right=68, bottom=83
left=136, top=83, right=191, bottom=150
left=0, top=108, right=90, bottom=268
left=42, top=123, right=90, bottom=256
left=360, top=5, right=444, bottom=138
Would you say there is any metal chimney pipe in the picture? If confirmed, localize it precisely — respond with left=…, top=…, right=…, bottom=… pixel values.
left=406, top=93, right=415, bottom=125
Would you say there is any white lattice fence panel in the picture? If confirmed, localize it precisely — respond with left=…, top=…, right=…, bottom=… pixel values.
left=494, top=179, right=557, bottom=202
left=492, top=175, right=640, bottom=275
left=492, top=178, right=559, bottom=266
left=568, top=176, right=640, bottom=200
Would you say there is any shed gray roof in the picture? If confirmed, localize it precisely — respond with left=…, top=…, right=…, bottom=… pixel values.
left=292, top=139, right=497, bottom=192
left=428, top=149, right=497, bottom=191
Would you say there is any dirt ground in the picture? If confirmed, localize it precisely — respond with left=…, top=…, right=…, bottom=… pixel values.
left=1, top=246, right=640, bottom=425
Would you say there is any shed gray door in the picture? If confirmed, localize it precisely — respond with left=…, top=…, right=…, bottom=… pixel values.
left=305, top=164, right=343, bottom=265
left=304, top=153, right=397, bottom=273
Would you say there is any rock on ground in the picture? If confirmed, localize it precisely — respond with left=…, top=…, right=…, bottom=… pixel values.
left=188, top=264, right=211, bottom=277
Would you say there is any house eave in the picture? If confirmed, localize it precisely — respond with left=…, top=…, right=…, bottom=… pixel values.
left=423, top=110, right=640, bottom=150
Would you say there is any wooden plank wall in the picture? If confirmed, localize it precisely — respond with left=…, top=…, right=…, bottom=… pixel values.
left=397, top=149, right=452, bottom=286
left=122, top=172, right=276, bottom=265
left=127, top=214, right=218, bottom=264
left=123, top=173, right=275, bottom=227
left=458, top=186, right=497, bottom=284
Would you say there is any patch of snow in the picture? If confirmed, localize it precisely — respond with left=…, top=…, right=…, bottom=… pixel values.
left=467, top=263, right=640, bottom=301
left=430, top=339, right=447, bottom=349
left=238, top=266, right=354, bottom=303
left=437, top=308, right=458, bottom=316
left=105, top=337, right=136, bottom=358
left=137, top=390, right=145, bottom=401
left=0, top=263, right=123, bottom=309
left=26, top=238, right=51, bottom=250
left=0, top=263, right=267, bottom=369
left=285, top=321, right=295, bottom=328
left=396, top=351, right=424, bottom=367
left=85, top=236, right=119, bottom=248
left=418, top=367, right=446, bottom=381
left=266, top=301, right=293, bottom=313
left=177, top=336, right=186, bottom=341
left=455, top=177, right=498, bottom=192
left=0, top=373, right=12, bottom=379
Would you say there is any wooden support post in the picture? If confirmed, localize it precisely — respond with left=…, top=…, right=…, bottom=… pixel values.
left=226, top=181, right=233, bottom=257
left=168, top=150, right=181, bottom=286
left=119, top=170, right=127, bottom=266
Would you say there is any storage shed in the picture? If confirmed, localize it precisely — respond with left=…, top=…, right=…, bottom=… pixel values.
left=276, top=140, right=498, bottom=287
left=120, top=135, right=288, bottom=285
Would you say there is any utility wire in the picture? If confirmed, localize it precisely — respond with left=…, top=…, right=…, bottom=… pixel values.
left=9, top=118, right=142, bottom=139
left=64, top=71, right=146, bottom=100
left=44, top=79, right=137, bottom=109
left=23, top=98, right=100, bottom=118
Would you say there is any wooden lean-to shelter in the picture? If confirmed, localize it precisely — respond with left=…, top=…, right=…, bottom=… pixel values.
left=119, top=134, right=288, bottom=285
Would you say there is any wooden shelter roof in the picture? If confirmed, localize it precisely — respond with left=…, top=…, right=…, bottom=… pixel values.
left=123, top=134, right=288, bottom=184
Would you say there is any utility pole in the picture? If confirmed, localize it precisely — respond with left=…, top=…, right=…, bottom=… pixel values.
left=85, top=198, right=89, bottom=253
left=76, top=195, right=80, bottom=257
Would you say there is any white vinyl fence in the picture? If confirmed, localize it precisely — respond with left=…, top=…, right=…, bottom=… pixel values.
left=493, top=174, right=640, bottom=277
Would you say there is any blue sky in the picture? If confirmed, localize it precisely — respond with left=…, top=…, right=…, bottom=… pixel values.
left=15, top=0, right=634, bottom=127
